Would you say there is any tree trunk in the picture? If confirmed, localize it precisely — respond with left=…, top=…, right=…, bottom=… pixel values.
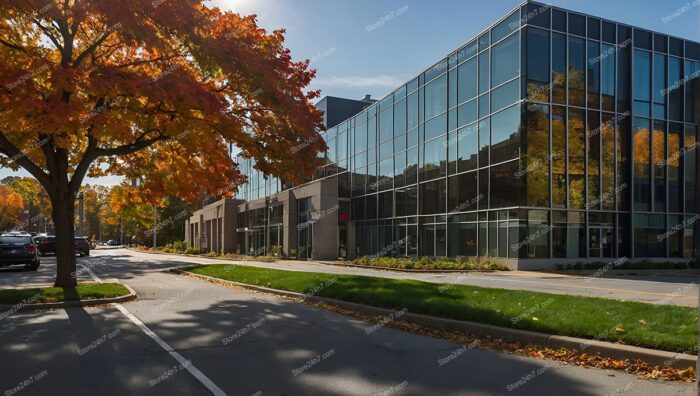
left=52, top=189, right=77, bottom=287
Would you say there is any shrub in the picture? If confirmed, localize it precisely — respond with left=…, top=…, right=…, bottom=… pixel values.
left=184, top=248, right=201, bottom=255
left=350, top=256, right=509, bottom=271
left=172, top=241, right=186, bottom=252
left=271, top=245, right=283, bottom=257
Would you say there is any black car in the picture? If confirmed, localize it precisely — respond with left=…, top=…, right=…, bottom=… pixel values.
left=0, top=235, right=40, bottom=270
left=34, top=235, right=57, bottom=256
left=35, top=236, right=91, bottom=257
left=75, top=237, right=90, bottom=257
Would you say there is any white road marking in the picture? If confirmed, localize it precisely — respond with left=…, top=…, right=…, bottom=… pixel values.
left=79, top=263, right=227, bottom=396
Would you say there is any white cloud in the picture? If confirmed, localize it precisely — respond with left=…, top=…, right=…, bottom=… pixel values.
left=313, top=74, right=405, bottom=88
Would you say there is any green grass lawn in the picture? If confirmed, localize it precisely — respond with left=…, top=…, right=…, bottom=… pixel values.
left=0, top=283, right=130, bottom=305
left=187, top=264, right=698, bottom=353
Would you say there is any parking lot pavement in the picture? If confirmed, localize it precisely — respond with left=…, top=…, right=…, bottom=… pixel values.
left=0, top=255, right=96, bottom=288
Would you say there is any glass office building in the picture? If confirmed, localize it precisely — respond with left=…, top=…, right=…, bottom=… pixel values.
left=207, top=1, right=700, bottom=268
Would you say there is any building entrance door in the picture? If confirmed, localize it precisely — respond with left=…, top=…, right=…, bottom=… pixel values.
left=589, top=227, right=614, bottom=258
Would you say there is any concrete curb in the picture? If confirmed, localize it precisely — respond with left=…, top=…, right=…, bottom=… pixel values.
left=173, top=268, right=697, bottom=370
left=0, top=283, right=138, bottom=313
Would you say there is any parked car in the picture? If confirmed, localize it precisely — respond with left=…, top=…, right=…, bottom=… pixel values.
left=75, top=237, right=91, bottom=257
left=34, top=235, right=57, bottom=256
left=107, top=240, right=119, bottom=246
left=34, top=235, right=91, bottom=257
left=0, top=235, right=40, bottom=270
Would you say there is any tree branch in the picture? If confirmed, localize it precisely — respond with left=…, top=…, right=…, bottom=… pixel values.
left=0, top=133, right=51, bottom=187
left=73, top=28, right=117, bottom=68
left=96, top=135, right=169, bottom=157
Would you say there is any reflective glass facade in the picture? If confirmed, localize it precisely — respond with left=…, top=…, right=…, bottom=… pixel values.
left=231, top=1, right=700, bottom=264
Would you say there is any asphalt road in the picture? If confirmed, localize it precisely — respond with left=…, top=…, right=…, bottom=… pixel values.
left=0, top=248, right=695, bottom=395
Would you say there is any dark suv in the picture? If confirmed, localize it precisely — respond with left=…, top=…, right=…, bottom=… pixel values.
left=34, top=235, right=56, bottom=256
left=75, top=237, right=91, bottom=257
left=0, top=235, right=40, bottom=270
left=35, top=236, right=91, bottom=257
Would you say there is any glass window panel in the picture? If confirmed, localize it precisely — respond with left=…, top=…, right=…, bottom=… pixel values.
left=379, top=108, right=393, bottom=142
left=617, top=116, right=631, bottom=211
left=668, top=123, right=682, bottom=212
left=602, top=21, right=615, bottom=44
left=458, top=58, right=478, bottom=104
left=668, top=57, right=683, bottom=121
left=491, top=79, right=519, bottom=113
left=479, top=50, right=490, bottom=94
left=492, top=12, right=519, bottom=43
left=587, top=40, right=600, bottom=108
left=522, top=3, right=550, bottom=28
left=479, top=32, right=489, bottom=51
left=479, top=169, right=489, bottom=210
left=654, top=34, right=668, bottom=53
left=421, top=135, right=447, bottom=181
left=378, top=158, right=393, bottom=191
left=394, top=134, right=406, bottom=153
left=425, top=113, right=447, bottom=141
left=425, top=75, right=447, bottom=119
left=407, top=92, right=418, bottom=130
left=406, top=147, right=418, bottom=185
left=458, top=122, right=479, bottom=172
left=552, top=9, right=566, bottom=32
left=479, top=94, right=490, bottom=119
left=552, top=33, right=567, bottom=104
left=587, top=111, right=600, bottom=209
left=568, top=108, right=585, bottom=209
left=448, top=69, right=457, bottom=109
left=685, top=125, right=697, bottom=212
left=378, top=191, right=393, bottom=218
left=448, top=223, right=477, bottom=257
left=479, top=118, right=490, bottom=168
left=491, top=160, right=521, bottom=208
left=653, top=121, right=666, bottom=212
left=633, top=118, right=651, bottom=211
left=379, top=139, right=393, bottom=160
left=394, top=99, right=406, bottom=136
left=568, top=36, right=586, bottom=106
left=488, top=222, right=498, bottom=257
left=525, top=27, right=550, bottom=101
left=633, top=50, right=651, bottom=117
left=634, top=29, right=652, bottom=50
left=407, top=128, right=418, bottom=148
left=420, top=179, right=446, bottom=215
left=407, top=78, right=418, bottom=93
left=653, top=53, right=666, bottom=119
left=568, top=13, right=586, bottom=37
left=685, top=61, right=700, bottom=123
left=601, top=113, right=616, bottom=209
left=523, top=103, right=550, bottom=207
left=394, top=152, right=406, bottom=188
left=490, top=104, right=521, bottom=164
left=491, top=33, right=519, bottom=87
left=368, top=115, right=377, bottom=148
left=458, top=99, right=477, bottom=128
left=355, top=121, right=367, bottom=152
left=601, top=43, right=616, bottom=111
left=425, top=59, right=447, bottom=83
left=617, top=40, right=632, bottom=112
left=587, top=18, right=600, bottom=40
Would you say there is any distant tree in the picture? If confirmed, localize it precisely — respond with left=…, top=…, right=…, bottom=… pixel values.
left=0, top=1, right=324, bottom=286
left=0, top=185, right=24, bottom=230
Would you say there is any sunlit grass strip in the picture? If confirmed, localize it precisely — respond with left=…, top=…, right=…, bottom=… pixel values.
left=0, top=283, right=130, bottom=305
left=187, top=264, right=697, bottom=353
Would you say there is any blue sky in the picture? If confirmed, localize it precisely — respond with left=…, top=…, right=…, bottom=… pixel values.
left=2, top=0, right=699, bottom=184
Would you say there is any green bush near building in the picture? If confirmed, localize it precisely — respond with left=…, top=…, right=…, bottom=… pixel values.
left=352, top=256, right=510, bottom=271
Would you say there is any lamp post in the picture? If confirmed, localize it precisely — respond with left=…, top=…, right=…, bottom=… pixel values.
left=39, top=190, right=47, bottom=233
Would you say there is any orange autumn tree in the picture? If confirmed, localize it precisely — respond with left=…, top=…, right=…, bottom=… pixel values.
left=0, top=185, right=24, bottom=230
left=0, top=1, right=325, bottom=286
